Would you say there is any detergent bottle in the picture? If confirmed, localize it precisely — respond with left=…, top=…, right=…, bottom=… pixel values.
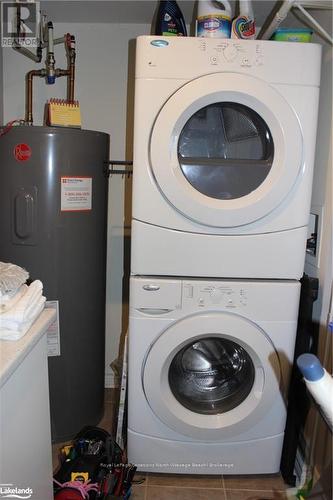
left=154, top=1, right=187, bottom=36
left=231, top=0, right=256, bottom=39
left=196, top=0, right=232, bottom=39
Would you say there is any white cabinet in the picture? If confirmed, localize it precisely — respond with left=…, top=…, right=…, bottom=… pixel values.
left=0, top=310, right=55, bottom=500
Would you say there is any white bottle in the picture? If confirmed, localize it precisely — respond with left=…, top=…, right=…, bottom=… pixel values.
left=196, top=0, right=232, bottom=39
left=231, top=0, right=256, bottom=39
left=297, top=354, right=333, bottom=429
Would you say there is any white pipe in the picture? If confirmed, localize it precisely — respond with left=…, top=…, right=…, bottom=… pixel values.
left=257, top=0, right=296, bottom=40
left=48, top=22, right=54, bottom=53
left=298, top=0, right=332, bottom=7
left=296, top=3, right=333, bottom=44
left=258, top=0, right=333, bottom=43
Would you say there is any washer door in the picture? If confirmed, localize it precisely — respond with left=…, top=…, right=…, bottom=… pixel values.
left=143, top=312, right=281, bottom=440
left=149, top=73, right=303, bottom=227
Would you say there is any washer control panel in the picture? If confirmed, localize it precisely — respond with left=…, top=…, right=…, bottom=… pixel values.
left=198, top=39, right=264, bottom=67
left=183, top=282, right=248, bottom=309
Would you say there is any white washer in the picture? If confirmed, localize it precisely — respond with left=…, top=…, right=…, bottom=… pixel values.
left=131, top=36, right=321, bottom=279
left=128, top=277, right=300, bottom=475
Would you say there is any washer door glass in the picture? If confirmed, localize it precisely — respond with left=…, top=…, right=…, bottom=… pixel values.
left=178, top=103, right=274, bottom=200
left=169, top=336, right=255, bottom=415
left=143, top=312, right=282, bottom=439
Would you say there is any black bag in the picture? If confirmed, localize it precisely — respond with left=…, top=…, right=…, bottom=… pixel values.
left=53, top=426, right=136, bottom=499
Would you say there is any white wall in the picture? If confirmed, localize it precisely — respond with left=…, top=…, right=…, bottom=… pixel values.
left=302, top=9, right=332, bottom=489
left=304, top=10, right=332, bottom=338
left=2, top=21, right=150, bottom=386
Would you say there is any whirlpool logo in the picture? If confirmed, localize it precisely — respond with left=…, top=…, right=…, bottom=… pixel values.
left=0, top=484, right=33, bottom=499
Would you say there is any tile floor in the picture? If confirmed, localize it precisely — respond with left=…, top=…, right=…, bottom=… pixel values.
left=130, top=473, right=288, bottom=499
left=52, top=389, right=289, bottom=499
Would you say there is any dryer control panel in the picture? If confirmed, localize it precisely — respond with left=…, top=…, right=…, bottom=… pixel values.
left=197, top=39, right=264, bottom=68
left=136, top=36, right=322, bottom=87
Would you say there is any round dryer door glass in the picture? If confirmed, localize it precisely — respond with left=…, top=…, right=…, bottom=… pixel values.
left=168, top=336, right=255, bottom=415
left=178, top=103, right=274, bottom=200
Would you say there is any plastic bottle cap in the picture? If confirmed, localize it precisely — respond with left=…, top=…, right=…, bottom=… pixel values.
left=297, top=353, right=325, bottom=381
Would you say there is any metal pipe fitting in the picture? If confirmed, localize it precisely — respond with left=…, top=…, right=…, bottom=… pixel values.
left=23, top=31, right=76, bottom=125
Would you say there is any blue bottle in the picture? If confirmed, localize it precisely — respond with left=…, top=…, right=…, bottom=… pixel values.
left=154, top=1, right=187, bottom=36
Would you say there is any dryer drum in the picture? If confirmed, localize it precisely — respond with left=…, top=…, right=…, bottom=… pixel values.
left=177, top=102, right=274, bottom=201
left=168, top=337, right=255, bottom=415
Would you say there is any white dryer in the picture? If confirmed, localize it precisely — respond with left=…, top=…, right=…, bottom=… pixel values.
left=128, top=276, right=300, bottom=474
left=131, top=36, right=322, bottom=279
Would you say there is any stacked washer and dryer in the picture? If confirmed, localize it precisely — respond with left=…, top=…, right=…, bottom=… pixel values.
left=127, top=36, right=322, bottom=475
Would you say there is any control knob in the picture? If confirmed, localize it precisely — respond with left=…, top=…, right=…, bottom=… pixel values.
left=223, top=45, right=238, bottom=62
left=210, top=288, right=223, bottom=302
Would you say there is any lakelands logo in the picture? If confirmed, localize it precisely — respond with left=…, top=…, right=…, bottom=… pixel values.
left=1, top=1, right=40, bottom=47
left=0, top=484, right=33, bottom=499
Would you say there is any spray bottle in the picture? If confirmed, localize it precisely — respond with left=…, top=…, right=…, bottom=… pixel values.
left=231, top=0, right=255, bottom=40
left=196, top=1, right=232, bottom=39
left=154, top=1, right=187, bottom=36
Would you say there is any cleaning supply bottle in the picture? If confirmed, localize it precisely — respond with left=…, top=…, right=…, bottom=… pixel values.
left=297, top=354, right=333, bottom=429
left=196, top=1, right=232, bottom=39
left=231, top=0, right=255, bottom=39
left=154, top=1, right=187, bottom=36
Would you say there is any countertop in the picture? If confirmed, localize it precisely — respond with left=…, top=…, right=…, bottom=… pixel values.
left=0, top=308, right=56, bottom=388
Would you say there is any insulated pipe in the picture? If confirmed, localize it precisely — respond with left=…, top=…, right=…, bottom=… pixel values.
left=25, top=69, right=46, bottom=125
left=48, top=22, right=54, bottom=53
left=46, top=22, right=56, bottom=84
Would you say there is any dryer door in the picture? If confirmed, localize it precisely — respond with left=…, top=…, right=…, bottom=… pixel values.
left=149, top=73, right=302, bottom=227
left=143, top=312, right=281, bottom=440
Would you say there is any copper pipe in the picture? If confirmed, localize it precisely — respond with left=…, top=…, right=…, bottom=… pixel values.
left=65, top=35, right=76, bottom=103
left=55, top=68, right=69, bottom=77
left=25, top=69, right=45, bottom=125
left=24, top=33, right=76, bottom=125
left=55, top=48, right=75, bottom=102
left=67, top=52, right=75, bottom=102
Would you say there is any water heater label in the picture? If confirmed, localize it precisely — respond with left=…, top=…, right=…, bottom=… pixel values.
left=45, top=300, right=61, bottom=357
left=61, top=176, right=92, bottom=211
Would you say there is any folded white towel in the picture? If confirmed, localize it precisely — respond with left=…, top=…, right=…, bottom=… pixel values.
left=0, top=288, right=18, bottom=302
left=0, top=285, right=28, bottom=313
left=0, top=280, right=43, bottom=324
left=0, top=299, right=46, bottom=341
left=0, top=262, right=29, bottom=295
left=1, top=296, right=46, bottom=331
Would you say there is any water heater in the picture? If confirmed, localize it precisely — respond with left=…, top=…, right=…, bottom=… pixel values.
left=0, top=126, right=109, bottom=442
